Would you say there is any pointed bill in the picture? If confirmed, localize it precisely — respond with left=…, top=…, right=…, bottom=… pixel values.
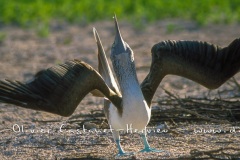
left=112, top=15, right=127, bottom=55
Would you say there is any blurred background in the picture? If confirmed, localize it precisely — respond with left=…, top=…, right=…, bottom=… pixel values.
left=0, top=0, right=240, bottom=36
left=0, top=1, right=240, bottom=159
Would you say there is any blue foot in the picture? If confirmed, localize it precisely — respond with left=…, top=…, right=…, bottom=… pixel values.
left=139, top=147, right=164, bottom=153
left=115, top=139, right=135, bottom=157
left=116, top=151, right=134, bottom=157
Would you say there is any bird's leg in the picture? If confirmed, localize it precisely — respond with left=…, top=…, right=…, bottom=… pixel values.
left=115, top=139, right=125, bottom=156
left=139, top=133, right=164, bottom=153
left=112, top=130, right=134, bottom=157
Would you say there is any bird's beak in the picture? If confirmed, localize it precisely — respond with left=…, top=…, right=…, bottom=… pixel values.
left=113, top=15, right=127, bottom=54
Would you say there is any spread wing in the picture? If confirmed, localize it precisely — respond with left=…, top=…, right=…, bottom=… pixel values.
left=141, top=38, right=240, bottom=106
left=0, top=59, right=122, bottom=116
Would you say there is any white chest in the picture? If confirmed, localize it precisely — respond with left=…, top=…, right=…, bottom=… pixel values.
left=109, top=96, right=151, bottom=131
left=109, top=52, right=151, bottom=131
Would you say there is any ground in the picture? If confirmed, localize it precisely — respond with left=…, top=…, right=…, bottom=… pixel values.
left=0, top=20, right=240, bottom=159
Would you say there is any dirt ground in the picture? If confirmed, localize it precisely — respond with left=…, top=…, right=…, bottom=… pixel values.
left=0, top=19, right=240, bottom=159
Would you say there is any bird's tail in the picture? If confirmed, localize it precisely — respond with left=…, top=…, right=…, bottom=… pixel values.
left=93, top=27, right=121, bottom=96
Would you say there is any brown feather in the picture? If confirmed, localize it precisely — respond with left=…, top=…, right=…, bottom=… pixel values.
left=141, top=38, right=240, bottom=106
left=93, top=28, right=122, bottom=117
left=0, top=59, right=122, bottom=116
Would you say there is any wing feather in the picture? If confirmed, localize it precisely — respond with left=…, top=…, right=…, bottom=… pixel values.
left=141, top=38, right=240, bottom=106
left=0, top=59, right=122, bottom=116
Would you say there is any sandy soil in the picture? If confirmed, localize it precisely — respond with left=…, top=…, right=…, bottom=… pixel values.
left=0, top=20, right=240, bottom=159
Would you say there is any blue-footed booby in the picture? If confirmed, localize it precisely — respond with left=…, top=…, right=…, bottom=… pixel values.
left=0, top=15, right=240, bottom=156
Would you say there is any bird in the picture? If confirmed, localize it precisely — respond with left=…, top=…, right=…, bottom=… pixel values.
left=0, top=16, right=160, bottom=156
left=101, top=16, right=160, bottom=155
left=0, top=15, right=240, bottom=157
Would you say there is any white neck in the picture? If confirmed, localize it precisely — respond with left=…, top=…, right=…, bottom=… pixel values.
left=110, top=52, right=151, bottom=130
left=112, top=52, right=145, bottom=102
left=119, top=72, right=144, bottom=100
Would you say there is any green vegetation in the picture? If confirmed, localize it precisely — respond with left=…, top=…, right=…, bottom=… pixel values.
left=0, top=0, right=239, bottom=27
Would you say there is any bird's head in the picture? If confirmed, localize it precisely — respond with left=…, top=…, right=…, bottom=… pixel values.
left=110, top=15, right=135, bottom=75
